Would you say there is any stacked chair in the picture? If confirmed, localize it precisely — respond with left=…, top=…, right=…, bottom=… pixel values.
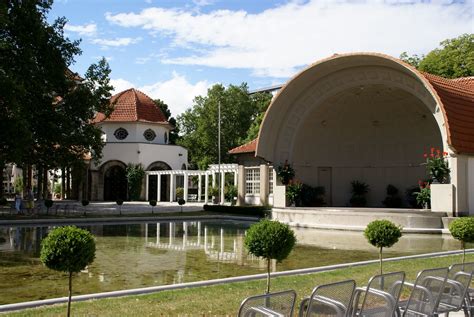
left=238, top=263, right=474, bottom=317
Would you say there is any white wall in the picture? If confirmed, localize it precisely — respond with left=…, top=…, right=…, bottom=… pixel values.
left=100, top=122, right=171, bottom=144
left=92, top=143, right=188, bottom=171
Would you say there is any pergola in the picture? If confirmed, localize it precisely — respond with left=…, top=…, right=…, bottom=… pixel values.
left=145, top=164, right=239, bottom=204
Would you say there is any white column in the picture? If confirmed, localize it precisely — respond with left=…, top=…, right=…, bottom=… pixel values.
left=184, top=174, right=189, bottom=201
left=220, top=171, right=225, bottom=204
left=212, top=172, right=216, bottom=188
left=204, top=174, right=209, bottom=204
left=169, top=222, right=174, bottom=245
left=197, top=222, right=201, bottom=246
left=234, top=171, right=238, bottom=186
left=169, top=173, right=175, bottom=202
left=157, top=174, right=161, bottom=202
left=145, top=174, right=149, bottom=201
left=145, top=223, right=148, bottom=245
left=220, top=228, right=224, bottom=255
left=198, top=175, right=202, bottom=202
left=204, top=226, right=208, bottom=252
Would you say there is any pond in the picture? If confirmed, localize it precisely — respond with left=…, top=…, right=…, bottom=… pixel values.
left=0, top=220, right=462, bottom=305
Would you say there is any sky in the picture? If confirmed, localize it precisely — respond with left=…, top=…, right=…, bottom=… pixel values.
left=49, top=0, right=473, bottom=116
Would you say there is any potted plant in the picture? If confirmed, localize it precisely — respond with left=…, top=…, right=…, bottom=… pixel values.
left=424, top=147, right=450, bottom=184
left=176, top=187, right=184, bottom=201
left=350, top=180, right=369, bottom=207
left=413, top=180, right=430, bottom=209
left=364, top=220, right=402, bottom=274
left=209, top=186, right=219, bottom=204
left=244, top=220, right=296, bottom=293
left=286, top=181, right=303, bottom=206
left=276, top=160, right=295, bottom=185
left=224, top=185, right=238, bottom=205
left=382, top=184, right=402, bottom=208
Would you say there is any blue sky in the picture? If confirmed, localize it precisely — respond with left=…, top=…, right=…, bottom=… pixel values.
left=49, top=0, right=473, bottom=116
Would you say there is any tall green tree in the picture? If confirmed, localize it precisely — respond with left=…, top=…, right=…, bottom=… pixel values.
left=243, top=92, right=273, bottom=143
left=400, top=34, right=474, bottom=78
left=0, top=0, right=113, bottom=196
left=153, top=99, right=179, bottom=144
left=177, top=84, right=258, bottom=169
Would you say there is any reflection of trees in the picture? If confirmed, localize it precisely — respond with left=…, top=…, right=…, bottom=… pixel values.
left=1, top=227, right=50, bottom=256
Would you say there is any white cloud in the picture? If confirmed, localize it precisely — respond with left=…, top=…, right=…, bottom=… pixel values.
left=91, top=37, right=142, bottom=47
left=111, top=72, right=211, bottom=115
left=64, top=23, right=97, bottom=37
left=105, top=0, right=472, bottom=78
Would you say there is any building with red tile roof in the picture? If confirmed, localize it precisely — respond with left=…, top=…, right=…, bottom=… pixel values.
left=230, top=53, right=474, bottom=215
left=89, top=88, right=188, bottom=201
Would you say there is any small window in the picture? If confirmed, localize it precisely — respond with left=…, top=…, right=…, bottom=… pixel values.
left=245, top=168, right=260, bottom=195
left=164, top=132, right=168, bottom=144
left=114, top=128, right=128, bottom=140
left=143, top=129, right=156, bottom=141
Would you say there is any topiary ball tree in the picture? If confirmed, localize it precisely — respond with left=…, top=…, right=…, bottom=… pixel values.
left=364, top=220, right=402, bottom=275
left=44, top=199, right=53, bottom=215
left=449, top=217, right=474, bottom=264
left=149, top=200, right=157, bottom=214
left=244, top=219, right=296, bottom=293
left=178, top=198, right=185, bottom=212
left=40, top=226, right=95, bottom=317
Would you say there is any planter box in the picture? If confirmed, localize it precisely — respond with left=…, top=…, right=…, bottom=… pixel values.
left=273, top=184, right=289, bottom=207
left=431, top=183, right=454, bottom=215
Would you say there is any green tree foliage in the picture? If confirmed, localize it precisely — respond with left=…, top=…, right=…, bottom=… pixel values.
left=125, top=163, right=145, bottom=201
left=177, top=84, right=260, bottom=169
left=154, top=99, right=179, bottom=144
left=244, top=220, right=296, bottom=293
left=364, top=220, right=402, bottom=274
left=400, top=34, right=474, bottom=78
left=449, top=217, right=474, bottom=264
left=0, top=1, right=113, bottom=175
left=243, top=92, right=273, bottom=143
left=40, top=226, right=95, bottom=317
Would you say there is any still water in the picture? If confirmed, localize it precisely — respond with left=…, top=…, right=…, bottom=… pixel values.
left=0, top=220, right=461, bottom=304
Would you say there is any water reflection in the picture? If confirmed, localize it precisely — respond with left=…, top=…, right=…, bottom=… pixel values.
left=0, top=221, right=464, bottom=305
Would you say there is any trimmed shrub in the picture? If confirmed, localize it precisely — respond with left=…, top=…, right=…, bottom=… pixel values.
left=350, top=181, right=369, bottom=207
left=449, top=217, right=474, bottom=264
left=126, top=163, right=145, bottom=201
left=203, top=204, right=269, bottom=218
left=40, top=226, right=95, bottom=317
left=224, top=185, right=238, bottom=204
left=244, top=220, right=296, bottom=293
left=116, top=199, right=124, bottom=215
left=178, top=198, right=185, bottom=212
left=149, top=200, right=157, bottom=214
left=176, top=187, right=184, bottom=200
left=364, top=220, right=402, bottom=274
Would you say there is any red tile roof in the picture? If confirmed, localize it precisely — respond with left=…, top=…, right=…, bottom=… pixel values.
left=422, top=73, right=474, bottom=154
left=229, top=139, right=257, bottom=154
left=94, top=88, right=168, bottom=124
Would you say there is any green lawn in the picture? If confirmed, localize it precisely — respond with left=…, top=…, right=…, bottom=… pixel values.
left=4, top=253, right=472, bottom=316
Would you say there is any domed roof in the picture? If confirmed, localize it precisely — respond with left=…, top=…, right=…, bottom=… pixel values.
left=94, top=88, right=168, bottom=124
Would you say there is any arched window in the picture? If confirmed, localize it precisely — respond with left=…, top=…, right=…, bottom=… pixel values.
left=114, top=128, right=128, bottom=140
left=143, top=129, right=156, bottom=141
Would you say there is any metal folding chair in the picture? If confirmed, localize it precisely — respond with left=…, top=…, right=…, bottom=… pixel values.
left=352, top=271, right=405, bottom=317
left=238, top=289, right=297, bottom=317
left=299, top=279, right=356, bottom=317
left=398, top=267, right=449, bottom=317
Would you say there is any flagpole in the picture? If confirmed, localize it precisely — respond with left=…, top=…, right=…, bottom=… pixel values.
left=218, top=100, right=221, bottom=205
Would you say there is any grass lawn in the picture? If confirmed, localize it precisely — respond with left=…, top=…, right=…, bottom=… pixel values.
left=4, top=253, right=472, bottom=316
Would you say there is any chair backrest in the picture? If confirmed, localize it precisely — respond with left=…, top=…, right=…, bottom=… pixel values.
left=304, top=279, right=356, bottom=317
left=440, top=263, right=474, bottom=309
left=359, top=271, right=405, bottom=317
left=403, top=267, right=448, bottom=316
left=238, top=289, right=297, bottom=317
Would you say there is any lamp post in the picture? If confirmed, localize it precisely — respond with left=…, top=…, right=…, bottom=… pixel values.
left=218, top=100, right=221, bottom=205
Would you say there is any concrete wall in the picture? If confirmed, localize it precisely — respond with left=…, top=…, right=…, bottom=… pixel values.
left=291, top=85, right=442, bottom=207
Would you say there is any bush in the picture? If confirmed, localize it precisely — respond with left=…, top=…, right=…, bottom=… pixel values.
left=224, top=185, right=238, bottom=204
left=149, top=200, right=157, bottom=214
left=244, top=220, right=296, bottom=293
left=286, top=181, right=303, bottom=206
left=203, top=204, right=270, bottom=217
left=405, top=186, right=421, bottom=208
left=178, top=198, right=185, bottom=212
left=40, top=226, right=95, bottom=317
left=300, top=184, right=325, bottom=207
left=209, top=186, right=219, bottom=197
left=414, top=181, right=430, bottom=208
left=364, top=220, right=402, bottom=274
left=382, top=184, right=402, bottom=208
left=276, top=161, right=295, bottom=185
left=176, top=187, right=184, bottom=200
left=126, top=163, right=145, bottom=201
left=350, top=181, right=369, bottom=207
left=449, top=217, right=474, bottom=264
left=0, top=197, right=7, bottom=206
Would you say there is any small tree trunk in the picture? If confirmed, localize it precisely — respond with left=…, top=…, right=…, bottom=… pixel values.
left=67, top=271, right=72, bottom=317
left=266, top=258, right=271, bottom=294
left=379, top=246, right=383, bottom=275
left=37, top=166, right=43, bottom=200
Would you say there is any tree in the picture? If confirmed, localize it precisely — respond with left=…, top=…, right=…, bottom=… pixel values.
left=154, top=99, right=179, bottom=144
left=244, top=220, right=296, bottom=293
left=243, top=92, right=273, bottom=143
left=364, top=220, right=402, bottom=275
left=0, top=1, right=113, bottom=192
left=449, top=217, right=474, bottom=264
left=40, top=226, right=95, bottom=317
left=126, top=163, right=145, bottom=201
left=400, top=34, right=474, bottom=78
left=177, top=84, right=259, bottom=169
